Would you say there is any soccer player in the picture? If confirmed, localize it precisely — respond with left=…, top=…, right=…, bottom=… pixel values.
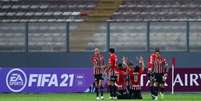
left=122, top=56, right=129, bottom=68
left=129, top=56, right=144, bottom=99
left=115, top=63, right=128, bottom=99
left=122, top=56, right=132, bottom=94
left=91, top=48, right=105, bottom=100
left=107, top=48, right=118, bottom=99
left=148, top=48, right=169, bottom=100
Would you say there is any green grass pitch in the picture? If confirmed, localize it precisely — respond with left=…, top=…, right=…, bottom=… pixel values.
left=0, top=92, right=200, bottom=101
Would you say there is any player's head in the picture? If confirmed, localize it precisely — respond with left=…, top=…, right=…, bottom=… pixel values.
left=128, top=62, right=133, bottom=66
left=155, top=48, right=160, bottom=57
left=134, top=65, right=140, bottom=72
left=118, top=63, right=123, bottom=69
left=94, top=48, right=100, bottom=54
left=109, top=48, right=115, bottom=53
left=128, top=62, right=134, bottom=68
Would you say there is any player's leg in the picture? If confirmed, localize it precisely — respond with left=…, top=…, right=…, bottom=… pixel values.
left=117, top=88, right=129, bottom=99
left=94, top=75, right=100, bottom=100
left=153, top=82, right=159, bottom=100
left=109, top=74, right=117, bottom=99
left=150, top=83, right=155, bottom=100
left=116, top=87, right=123, bottom=99
left=138, top=90, right=143, bottom=99
left=128, top=85, right=132, bottom=99
left=149, top=73, right=156, bottom=100
left=112, top=81, right=117, bottom=99
left=125, top=77, right=130, bottom=95
left=99, top=75, right=104, bottom=100
left=131, top=87, right=135, bottom=99
left=136, top=86, right=143, bottom=99
left=159, top=73, right=165, bottom=99
left=124, top=81, right=130, bottom=97
left=96, top=83, right=100, bottom=100
left=153, top=73, right=160, bottom=100
left=127, top=84, right=130, bottom=95
left=108, top=81, right=113, bottom=99
left=131, top=85, right=142, bottom=99
left=129, top=86, right=133, bottom=99
left=159, top=83, right=165, bottom=99
left=108, top=72, right=114, bottom=99
left=133, top=87, right=138, bottom=99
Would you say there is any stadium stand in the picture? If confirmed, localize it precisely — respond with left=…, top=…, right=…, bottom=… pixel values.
left=70, top=22, right=107, bottom=51
left=1, top=0, right=201, bottom=22
left=149, top=22, right=187, bottom=51
left=0, top=0, right=201, bottom=51
left=189, top=22, right=201, bottom=51
left=0, top=0, right=98, bottom=22
left=69, top=0, right=122, bottom=51
left=110, top=22, right=147, bottom=51
left=112, top=0, right=201, bottom=21
left=0, top=23, right=25, bottom=52
left=28, top=23, right=67, bottom=52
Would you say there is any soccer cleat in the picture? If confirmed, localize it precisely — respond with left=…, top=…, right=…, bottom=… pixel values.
left=108, top=96, right=113, bottom=100
left=152, top=95, right=158, bottom=101
left=96, top=97, right=100, bottom=100
left=100, top=96, right=104, bottom=100
left=154, top=96, right=158, bottom=100
left=151, top=95, right=155, bottom=100
left=160, top=92, right=164, bottom=99
left=113, top=97, right=117, bottom=100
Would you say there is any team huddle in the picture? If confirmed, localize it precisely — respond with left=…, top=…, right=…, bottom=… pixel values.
left=91, top=48, right=169, bottom=100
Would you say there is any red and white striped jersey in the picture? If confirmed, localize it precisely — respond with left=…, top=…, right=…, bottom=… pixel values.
left=148, top=53, right=168, bottom=74
left=91, top=53, right=104, bottom=75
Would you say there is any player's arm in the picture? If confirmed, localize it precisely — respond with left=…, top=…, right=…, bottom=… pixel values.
left=99, top=54, right=106, bottom=70
left=101, top=53, right=105, bottom=67
left=92, top=56, right=98, bottom=75
left=108, top=55, right=112, bottom=67
left=165, top=59, right=169, bottom=73
left=163, top=58, right=169, bottom=77
left=122, top=56, right=128, bottom=67
left=103, top=56, right=112, bottom=76
left=103, top=64, right=110, bottom=76
left=139, top=56, right=145, bottom=72
left=148, top=55, right=154, bottom=73
left=147, top=55, right=154, bottom=82
left=104, top=62, right=111, bottom=74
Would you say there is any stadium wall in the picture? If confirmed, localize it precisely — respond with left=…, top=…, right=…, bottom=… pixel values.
left=0, top=52, right=200, bottom=68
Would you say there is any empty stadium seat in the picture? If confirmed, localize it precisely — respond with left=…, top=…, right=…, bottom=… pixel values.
left=111, top=0, right=201, bottom=21
left=0, top=23, right=25, bottom=52
left=0, top=0, right=98, bottom=22
left=28, top=23, right=66, bottom=52
left=189, top=22, right=201, bottom=52
left=110, top=23, right=147, bottom=51
left=150, top=22, right=187, bottom=51
left=1, top=0, right=201, bottom=22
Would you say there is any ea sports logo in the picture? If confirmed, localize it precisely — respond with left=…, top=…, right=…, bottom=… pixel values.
left=6, top=68, right=27, bottom=92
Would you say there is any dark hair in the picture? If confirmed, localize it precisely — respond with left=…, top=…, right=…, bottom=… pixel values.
left=128, top=62, right=133, bottom=66
left=134, top=65, right=140, bottom=72
left=118, top=63, right=123, bottom=69
left=155, top=48, right=160, bottom=53
left=109, top=48, right=115, bottom=53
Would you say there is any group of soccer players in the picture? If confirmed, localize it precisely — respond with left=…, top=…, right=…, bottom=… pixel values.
left=91, top=48, right=169, bottom=100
